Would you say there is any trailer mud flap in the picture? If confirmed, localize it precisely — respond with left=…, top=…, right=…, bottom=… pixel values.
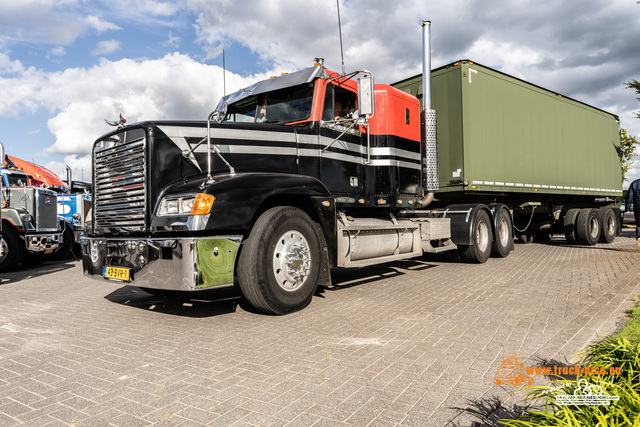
left=441, top=203, right=492, bottom=245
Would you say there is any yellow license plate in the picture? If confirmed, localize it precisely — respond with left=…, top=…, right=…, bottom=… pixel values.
left=45, top=249, right=54, bottom=254
left=104, top=266, right=131, bottom=282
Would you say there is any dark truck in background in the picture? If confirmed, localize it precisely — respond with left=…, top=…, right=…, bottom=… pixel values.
left=81, top=22, right=622, bottom=314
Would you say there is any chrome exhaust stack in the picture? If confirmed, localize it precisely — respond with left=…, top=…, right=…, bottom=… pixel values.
left=420, top=20, right=439, bottom=207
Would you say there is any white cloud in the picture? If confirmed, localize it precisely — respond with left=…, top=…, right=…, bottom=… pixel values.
left=0, top=1, right=86, bottom=45
left=91, top=40, right=121, bottom=56
left=45, top=155, right=92, bottom=184
left=48, top=46, right=66, bottom=57
left=164, top=31, right=180, bottom=48
left=0, top=52, right=260, bottom=156
left=85, top=15, right=122, bottom=34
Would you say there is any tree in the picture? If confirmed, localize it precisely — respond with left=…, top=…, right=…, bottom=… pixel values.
left=620, top=127, right=638, bottom=182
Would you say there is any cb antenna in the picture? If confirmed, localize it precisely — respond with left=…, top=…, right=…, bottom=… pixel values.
left=223, top=47, right=226, bottom=96
left=336, top=0, right=345, bottom=75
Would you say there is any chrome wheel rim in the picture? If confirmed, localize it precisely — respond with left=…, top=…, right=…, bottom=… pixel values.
left=477, top=220, right=490, bottom=251
left=589, top=216, right=599, bottom=239
left=273, top=230, right=311, bottom=292
left=0, top=238, right=7, bottom=263
left=498, top=218, right=510, bottom=247
left=606, top=215, right=615, bottom=237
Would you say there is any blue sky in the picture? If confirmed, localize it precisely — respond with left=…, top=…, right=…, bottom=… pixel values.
left=1, top=0, right=640, bottom=185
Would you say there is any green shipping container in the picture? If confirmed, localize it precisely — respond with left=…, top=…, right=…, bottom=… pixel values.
left=392, top=60, right=623, bottom=198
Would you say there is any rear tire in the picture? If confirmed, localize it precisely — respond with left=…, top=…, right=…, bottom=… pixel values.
left=237, top=207, right=322, bottom=314
left=597, top=208, right=616, bottom=243
left=576, top=208, right=600, bottom=246
left=491, top=209, right=512, bottom=258
left=564, top=208, right=580, bottom=244
left=459, top=210, right=492, bottom=263
left=0, top=227, right=25, bottom=272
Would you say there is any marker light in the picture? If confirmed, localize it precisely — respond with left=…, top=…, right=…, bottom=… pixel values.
left=191, top=193, right=215, bottom=216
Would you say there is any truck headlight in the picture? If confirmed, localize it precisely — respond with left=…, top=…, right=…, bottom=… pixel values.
left=20, top=213, right=34, bottom=224
left=157, top=194, right=214, bottom=216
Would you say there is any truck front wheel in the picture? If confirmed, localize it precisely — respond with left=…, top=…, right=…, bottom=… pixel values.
left=0, top=227, right=25, bottom=273
left=238, top=207, right=322, bottom=315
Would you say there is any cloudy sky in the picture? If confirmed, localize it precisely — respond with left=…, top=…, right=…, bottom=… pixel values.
left=1, top=0, right=639, bottom=186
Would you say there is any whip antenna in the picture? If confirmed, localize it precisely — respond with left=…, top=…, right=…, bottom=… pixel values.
left=336, top=0, right=345, bottom=75
left=223, top=47, right=226, bottom=96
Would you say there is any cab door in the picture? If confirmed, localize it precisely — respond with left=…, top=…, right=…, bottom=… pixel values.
left=318, top=83, right=363, bottom=195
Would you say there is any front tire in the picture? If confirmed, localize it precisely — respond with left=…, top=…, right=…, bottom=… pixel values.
left=0, top=227, right=25, bottom=272
left=459, top=210, right=492, bottom=263
left=237, top=207, right=322, bottom=315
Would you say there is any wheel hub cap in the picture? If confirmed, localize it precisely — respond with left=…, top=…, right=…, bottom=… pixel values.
left=0, top=238, right=8, bottom=263
left=274, top=231, right=311, bottom=291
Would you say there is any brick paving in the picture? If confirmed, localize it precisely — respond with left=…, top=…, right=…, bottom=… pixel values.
left=1, top=229, right=640, bottom=426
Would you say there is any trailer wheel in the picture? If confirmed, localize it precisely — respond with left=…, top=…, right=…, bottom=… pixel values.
left=237, top=207, right=321, bottom=315
left=0, top=227, right=25, bottom=273
left=491, top=209, right=512, bottom=257
left=563, top=208, right=581, bottom=244
left=459, top=210, right=492, bottom=263
left=597, top=208, right=616, bottom=243
left=576, top=208, right=600, bottom=246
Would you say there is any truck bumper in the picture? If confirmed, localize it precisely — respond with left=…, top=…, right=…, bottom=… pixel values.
left=80, top=236, right=242, bottom=291
left=25, top=233, right=62, bottom=252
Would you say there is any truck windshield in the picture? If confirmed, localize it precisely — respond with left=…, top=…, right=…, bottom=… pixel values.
left=224, top=83, right=314, bottom=124
left=5, top=174, right=27, bottom=187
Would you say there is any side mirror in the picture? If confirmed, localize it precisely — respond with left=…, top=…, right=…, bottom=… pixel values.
left=210, top=101, right=228, bottom=123
left=357, top=74, right=375, bottom=118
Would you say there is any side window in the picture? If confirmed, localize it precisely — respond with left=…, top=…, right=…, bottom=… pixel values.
left=322, top=85, right=335, bottom=121
left=322, top=83, right=357, bottom=121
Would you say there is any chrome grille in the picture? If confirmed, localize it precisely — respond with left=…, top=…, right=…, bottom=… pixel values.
left=94, top=136, right=146, bottom=231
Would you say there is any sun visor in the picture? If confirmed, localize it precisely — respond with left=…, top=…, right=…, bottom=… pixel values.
left=217, top=66, right=326, bottom=109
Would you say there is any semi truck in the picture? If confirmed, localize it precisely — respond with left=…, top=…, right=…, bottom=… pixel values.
left=3, top=155, right=90, bottom=260
left=81, top=22, right=622, bottom=314
left=0, top=143, right=63, bottom=272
